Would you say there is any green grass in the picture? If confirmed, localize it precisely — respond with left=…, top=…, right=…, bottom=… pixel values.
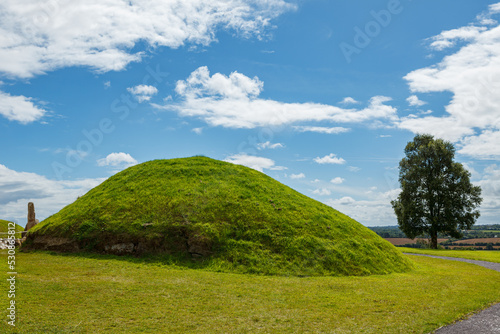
left=400, top=247, right=500, bottom=263
left=0, top=220, right=23, bottom=239
left=1, top=251, right=500, bottom=333
left=27, top=157, right=412, bottom=276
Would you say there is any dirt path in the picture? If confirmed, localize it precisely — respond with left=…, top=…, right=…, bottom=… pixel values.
left=404, top=253, right=500, bottom=334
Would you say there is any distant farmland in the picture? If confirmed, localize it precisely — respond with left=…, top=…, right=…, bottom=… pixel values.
left=452, top=238, right=500, bottom=244
left=385, top=237, right=500, bottom=249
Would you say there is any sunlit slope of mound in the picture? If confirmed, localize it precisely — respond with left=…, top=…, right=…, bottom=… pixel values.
left=26, top=157, right=413, bottom=276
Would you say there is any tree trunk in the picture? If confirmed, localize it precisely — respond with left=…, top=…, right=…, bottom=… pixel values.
left=430, top=231, right=438, bottom=249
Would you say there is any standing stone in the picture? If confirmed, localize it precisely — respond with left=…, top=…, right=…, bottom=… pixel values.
left=24, top=202, right=38, bottom=232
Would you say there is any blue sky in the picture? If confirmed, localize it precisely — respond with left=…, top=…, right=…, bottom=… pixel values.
left=1, top=0, right=499, bottom=227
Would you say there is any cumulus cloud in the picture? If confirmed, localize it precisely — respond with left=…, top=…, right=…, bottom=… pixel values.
left=325, top=190, right=401, bottom=225
left=290, top=173, right=305, bottom=179
left=0, top=0, right=295, bottom=79
left=292, top=126, right=350, bottom=134
left=339, top=97, right=360, bottom=105
left=0, top=90, right=47, bottom=123
left=127, top=85, right=158, bottom=102
left=406, top=95, right=427, bottom=107
left=157, top=66, right=398, bottom=129
left=224, top=153, right=285, bottom=172
left=0, top=164, right=105, bottom=225
left=398, top=116, right=475, bottom=142
left=314, top=153, right=346, bottom=165
left=401, top=3, right=500, bottom=157
left=330, top=177, right=344, bottom=184
left=312, top=188, right=331, bottom=196
left=429, top=26, right=487, bottom=50
left=97, top=152, right=138, bottom=167
left=192, top=127, right=203, bottom=135
left=458, top=130, right=500, bottom=159
left=257, top=141, right=284, bottom=150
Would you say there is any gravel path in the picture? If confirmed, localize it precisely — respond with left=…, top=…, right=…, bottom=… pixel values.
left=404, top=253, right=500, bottom=334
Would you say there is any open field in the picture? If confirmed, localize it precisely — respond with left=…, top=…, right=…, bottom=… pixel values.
left=385, top=237, right=500, bottom=250
left=448, top=245, right=500, bottom=250
left=2, top=251, right=500, bottom=333
left=452, top=238, right=500, bottom=244
left=399, top=248, right=500, bottom=263
left=384, top=238, right=448, bottom=246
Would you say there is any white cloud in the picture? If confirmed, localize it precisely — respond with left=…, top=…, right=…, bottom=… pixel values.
left=401, top=4, right=500, bottom=157
left=293, top=126, right=350, bottom=134
left=269, top=165, right=288, bottom=171
left=330, top=177, right=344, bottom=184
left=474, top=164, right=500, bottom=224
left=325, top=191, right=399, bottom=226
left=406, top=95, right=427, bottom=107
left=314, top=153, right=346, bottom=165
left=0, top=0, right=295, bottom=79
left=290, top=173, right=305, bottom=179
left=97, top=152, right=138, bottom=167
left=458, top=130, right=500, bottom=159
left=157, top=66, right=398, bottom=129
left=336, top=196, right=355, bottom=205
left=490, top=3, right=500, bottom=14
left=477, top=3, right=500, bottom=25
left=0, top=90, right=47, bottom=123
left=0, top=164, right=105, bottom=225
left=257, top=141, right=284, bottom=150
left=429, top=26, right=487, bottom=51
left=398, top=116, right=475, bottom=142
left=192, top=127, right=203, bottom=135
left=224, top=154, right=285, bottom=172
left=312, top=188, right=331, bottom=196
left=127, top=85, right=158, bottom=102
left=348, top=166, right=361, bottom=172
left=339, top=97, right=360, bottom=105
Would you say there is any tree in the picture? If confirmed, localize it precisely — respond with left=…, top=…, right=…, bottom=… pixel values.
left=391, top=134, right=482, bottom=249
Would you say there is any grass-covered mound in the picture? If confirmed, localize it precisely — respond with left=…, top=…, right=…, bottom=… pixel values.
left=0, top=219, right=24, bottom=238
left=26, top=157, right=413, bottom=276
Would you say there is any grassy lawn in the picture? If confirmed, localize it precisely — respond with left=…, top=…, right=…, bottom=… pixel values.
left=1, top=251, right=500, bottom=333
left=399, top=247, right=500, bottom=263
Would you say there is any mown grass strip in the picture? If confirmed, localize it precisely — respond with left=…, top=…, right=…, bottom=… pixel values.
left=399, top=247, right=500, bottom=264
left=1, top=251, right=499, bottom=333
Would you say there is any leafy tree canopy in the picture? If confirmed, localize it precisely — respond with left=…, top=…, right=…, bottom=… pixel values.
left=391, top=134, right=482, bottom=249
